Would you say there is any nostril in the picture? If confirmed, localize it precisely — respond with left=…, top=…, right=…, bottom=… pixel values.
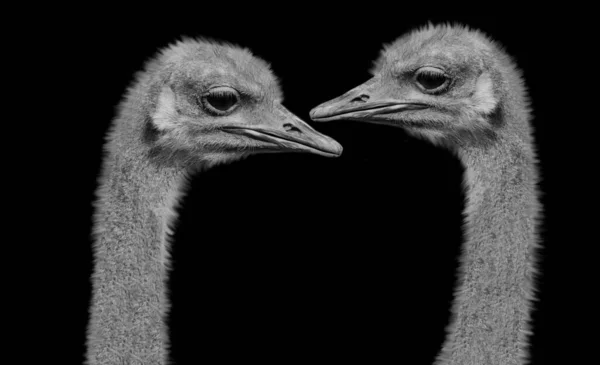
left=350, top=94, right=369, bottom=103
left=283, top=123, right=301, bottom=133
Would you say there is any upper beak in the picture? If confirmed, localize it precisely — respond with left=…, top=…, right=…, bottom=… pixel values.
left=223, top=104, right=343, bottom=157
left=309, top=78, right=426, bottom=123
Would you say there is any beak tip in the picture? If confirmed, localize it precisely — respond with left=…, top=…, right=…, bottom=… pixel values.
left=309, top=106, right=327, bottom=121
left=329, top=140, right=343, bottom=157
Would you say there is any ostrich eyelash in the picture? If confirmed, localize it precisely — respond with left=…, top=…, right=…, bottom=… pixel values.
left=207, top=89, right=237, bottom=97
left=416, top=69, right=447, bottom=78
left=205, top=87, right=254, bottom=102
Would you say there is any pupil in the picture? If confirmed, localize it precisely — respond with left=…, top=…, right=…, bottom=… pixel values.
left=418, top=73, right=446, bottom=89
left=207, top=93, right=237, bottom=110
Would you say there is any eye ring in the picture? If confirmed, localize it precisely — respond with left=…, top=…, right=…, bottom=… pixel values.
left=414, top=67, right=450, bottom=94
left=200, top=86, right=240, bottom=115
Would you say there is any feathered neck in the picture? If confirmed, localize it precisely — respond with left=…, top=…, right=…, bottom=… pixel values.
left=86, top=118, right=189, bottom=364
left=434, top=101, right=540, bottom=364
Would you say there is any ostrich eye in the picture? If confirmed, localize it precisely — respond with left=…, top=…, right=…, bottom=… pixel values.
left=415, top=67, right=449, bottom=92
left=202, top=87, right=240, bottom=114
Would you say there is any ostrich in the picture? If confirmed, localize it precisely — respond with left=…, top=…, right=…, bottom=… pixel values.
left=85, top=39, right=342, bottom=365
left=310, top=24, right=541, bottom=365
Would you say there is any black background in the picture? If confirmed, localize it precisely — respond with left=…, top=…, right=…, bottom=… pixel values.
left=30, top=10, right=582, bottom=365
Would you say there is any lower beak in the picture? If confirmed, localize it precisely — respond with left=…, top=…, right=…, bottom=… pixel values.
left=310, top=101, right=426, bottom=122
left=223, top=105, right=343, bottom=157
left=309, top=79, right=426, bottom=123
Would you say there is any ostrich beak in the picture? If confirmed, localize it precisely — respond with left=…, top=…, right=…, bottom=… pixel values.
left=223, top=104, right=343, bottom=157
left=309, top=78, right=426, bottom=123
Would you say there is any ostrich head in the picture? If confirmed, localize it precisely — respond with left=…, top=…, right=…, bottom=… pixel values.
left=310, top=24, right=526, bottom=146
left=134, top=38, right=342, bottom=167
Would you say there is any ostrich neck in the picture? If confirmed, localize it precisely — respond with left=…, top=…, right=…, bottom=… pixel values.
left=437, top=129, right=540, bottom=364
left=86, top=140, right=187, bottom=365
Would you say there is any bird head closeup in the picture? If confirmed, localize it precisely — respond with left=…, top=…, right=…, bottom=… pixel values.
left=310, top=24, right=523, bottom=145
left=136, top=38, right=342, bottom=166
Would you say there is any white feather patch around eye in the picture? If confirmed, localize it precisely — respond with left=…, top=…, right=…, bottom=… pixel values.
left=152, top=86, right=178, bottom=130
left=471, top=73, right=497, bottom=114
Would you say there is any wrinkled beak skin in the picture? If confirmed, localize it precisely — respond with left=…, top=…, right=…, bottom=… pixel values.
left=310, top=77, right=427, bottom=125
left=224, top=104, right=343, bottom=157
